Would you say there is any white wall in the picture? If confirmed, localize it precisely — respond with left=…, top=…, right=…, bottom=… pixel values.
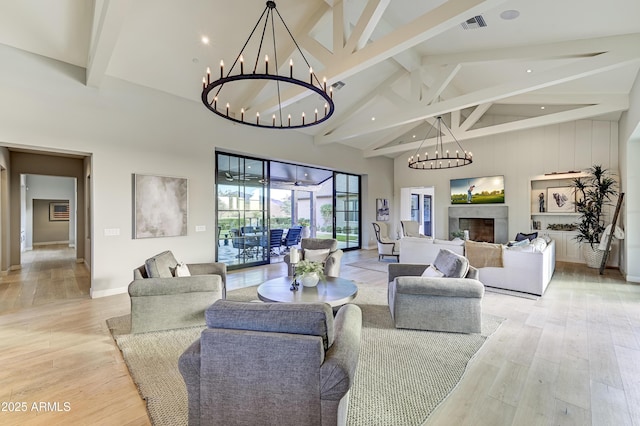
left=619, top=69, right=640, bottom=282
left=0, top=44, right=394, bottom=297
left=23, top=175, right=76, bottom=249
left=394, top=116, right=619, bottom=247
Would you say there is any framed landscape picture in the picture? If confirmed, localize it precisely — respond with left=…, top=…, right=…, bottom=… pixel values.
left=451, top=176, right=505, bottom=204
left=546, top=187, right=575, bottom=213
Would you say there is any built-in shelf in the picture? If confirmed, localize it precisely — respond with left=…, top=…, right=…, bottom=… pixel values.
left=531, top=212, right=580, bottom=216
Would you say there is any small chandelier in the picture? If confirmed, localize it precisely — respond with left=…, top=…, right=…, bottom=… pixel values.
left=201, top=1, right=335, bottom=129
left=407, top=116, right=473, bottom=170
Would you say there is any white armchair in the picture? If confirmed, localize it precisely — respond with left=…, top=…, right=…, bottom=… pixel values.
left=372, top=222, right=400, bottom=261
left=401, top=220, right=430, bottom=238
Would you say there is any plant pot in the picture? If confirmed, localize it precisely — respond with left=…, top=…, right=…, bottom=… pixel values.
left=300, top=272, right=319, bottom=287
left=582, top=244, right=604, bottom=268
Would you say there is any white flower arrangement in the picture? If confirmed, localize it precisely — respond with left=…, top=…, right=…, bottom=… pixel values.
left=295, top=259, right=325, bottom=279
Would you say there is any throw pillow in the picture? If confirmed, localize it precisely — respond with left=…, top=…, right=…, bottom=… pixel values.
left=515, top=232, right=538, bottom=242
left=174, top=262, right=191, bottom=277
left=530, top=237, right=548, bottom=252
left=512, top=238, right=530, bottom=247
left=304, top=248, right=331, bottom=263
left=421, top=265, right=444, bottom=278
left=433, top=248, right=470, bottom=278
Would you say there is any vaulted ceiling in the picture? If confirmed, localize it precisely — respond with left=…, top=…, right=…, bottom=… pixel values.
left=1, top=0, right=639, bottom=159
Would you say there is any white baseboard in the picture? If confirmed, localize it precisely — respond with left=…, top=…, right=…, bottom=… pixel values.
left=90, top=286, right=128, bottom=299
left=626, top=275, right=640, bottom=283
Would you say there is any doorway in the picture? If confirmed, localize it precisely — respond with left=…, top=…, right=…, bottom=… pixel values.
left=401, top=187, right=435, bottom=237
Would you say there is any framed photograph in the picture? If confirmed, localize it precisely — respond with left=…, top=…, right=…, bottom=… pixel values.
left=451, top=176, right=505, bottom=204
left=134, top=174, right=188, bottom=238
left=49, top=202, right=70, bottom=221
left=547, top=187, right=575, bottom=213
left=376, top=198, right=389, bottom=221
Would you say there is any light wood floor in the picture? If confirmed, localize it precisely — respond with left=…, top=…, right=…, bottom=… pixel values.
left=1, top=247, right=638, bottom=425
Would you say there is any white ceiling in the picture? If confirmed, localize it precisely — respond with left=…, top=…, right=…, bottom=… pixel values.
left=1, top=0, right=639, bottom=159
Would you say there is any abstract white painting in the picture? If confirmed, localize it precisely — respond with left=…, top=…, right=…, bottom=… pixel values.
left=134, top=174, right=188, bottom=238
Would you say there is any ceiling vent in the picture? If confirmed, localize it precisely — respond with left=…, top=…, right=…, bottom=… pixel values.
left=331, top=81, right=346, bottom=90
left=460, top=15, right=487, bottom=30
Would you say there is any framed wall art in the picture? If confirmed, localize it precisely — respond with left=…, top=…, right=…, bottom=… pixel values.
left=49, top=201, right=70, bottom=221
left=546, top=187, right=575, bottom=213
left=376, top=198, right=389, bottom=221
left=134, top=174, right=188, bottom=238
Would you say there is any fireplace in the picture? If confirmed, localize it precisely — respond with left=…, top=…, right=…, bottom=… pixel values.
left=460, top=218, right=495, bottom=243
left=449, top=206, right=508, bottom=244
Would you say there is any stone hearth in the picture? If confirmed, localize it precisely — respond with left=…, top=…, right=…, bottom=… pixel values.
left=449, top=206, right=508, bottom=244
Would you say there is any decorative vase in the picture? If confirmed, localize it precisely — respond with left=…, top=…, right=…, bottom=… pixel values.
left=583, top=244, right=604, bottom=268
left=300, top=272, right=320, bottom=287
left=301, top=225, right=311, bottom=238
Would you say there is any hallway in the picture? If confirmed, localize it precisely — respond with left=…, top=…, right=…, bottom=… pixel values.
left=0, top=245, right=90, bottom=313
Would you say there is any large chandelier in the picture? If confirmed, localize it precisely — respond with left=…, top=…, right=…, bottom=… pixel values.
left=201, top=1, right=335, bottom=129
left=407, top=116, right=473, bottom=170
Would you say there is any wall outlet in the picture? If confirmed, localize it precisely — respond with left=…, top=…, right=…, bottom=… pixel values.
left=104, top=228, right=120, bottom=236
left=195, top=225, right=206, bottom=232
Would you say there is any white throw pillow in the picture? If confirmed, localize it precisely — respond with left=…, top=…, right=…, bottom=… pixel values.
left=304, top=248, right=330, bottom=262
left=421, top=265, right=444, bottom=278
left=175, top=262, right=191, bottom=277
left=531, top=237, right=548, bottom=252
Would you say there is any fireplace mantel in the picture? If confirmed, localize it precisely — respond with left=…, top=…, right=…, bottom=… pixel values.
left=449, top=206, right=508, bottom=244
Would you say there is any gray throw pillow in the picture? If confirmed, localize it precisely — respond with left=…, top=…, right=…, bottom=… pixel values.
left=433, top=248, right=470, bottom=278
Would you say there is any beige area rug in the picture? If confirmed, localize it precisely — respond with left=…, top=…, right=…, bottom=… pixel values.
left=346, top=258, right=397, bottom=273
left=108, top=282, right=503, bottom=426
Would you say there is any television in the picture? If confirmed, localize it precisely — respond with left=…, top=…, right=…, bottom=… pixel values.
left=451, top=175, right=505, bottom=204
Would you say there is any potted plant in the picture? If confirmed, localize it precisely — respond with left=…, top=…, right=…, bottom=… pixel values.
left=570, top=165, right=618, bottom=268
left=298, top=218, right=311, bottom=238
left=295, top=259, right=325, bottom=287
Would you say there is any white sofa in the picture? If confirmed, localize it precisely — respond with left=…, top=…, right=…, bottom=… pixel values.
left=475, top=240, right=556, bottom=296
left=399, top=236, right=556, bottom=296
left=399, top=237, right=465, bottom=264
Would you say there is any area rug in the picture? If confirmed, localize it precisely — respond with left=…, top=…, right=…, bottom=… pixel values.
left=108, top=283, right=503, bottom=426
left=346, top=258, right=396, bottom=273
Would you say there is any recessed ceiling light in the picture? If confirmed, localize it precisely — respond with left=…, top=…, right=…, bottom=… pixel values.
left=540, top=106, right=545, bottom=110
left=412, top=135, right=416, bottom=138
left=500, top=10, right=520, bottom=20
left=371, top=117, right=376, bottom=121
left=201, top=36, right=210, bottom=45
left=526, top=69, right=532, bottom=73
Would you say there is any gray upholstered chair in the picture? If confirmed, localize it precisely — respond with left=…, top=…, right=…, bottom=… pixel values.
left=401, top=220, right=429, bottom=238
left=387, top=249, right=484, bottom=333
left=179, top=300, right=362, bottom=426
left=284, top=238, right=344, bottom=277
left=128, top=250, right=226, bottom=333
left=372, top=221, right=400, bottom=261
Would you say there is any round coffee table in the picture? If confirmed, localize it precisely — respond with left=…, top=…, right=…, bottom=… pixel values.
left=257, top=276, right=358, bottom=308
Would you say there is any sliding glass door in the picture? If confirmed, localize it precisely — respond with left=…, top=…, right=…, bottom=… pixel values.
left=216, top=153, right=268, bottom=268
left=334, top=172, right=360, bottom=249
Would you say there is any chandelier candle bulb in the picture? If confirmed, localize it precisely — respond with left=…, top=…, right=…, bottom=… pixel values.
left=325, top=103, right=328, bottom=116
left=256, top=112, right=260, bottom=124
left=214, top=96, right=217, bottom=109
left=289, top=59, right=293, bottom=78
left=240, top=55, right=244, bottom=74
left=309, top=67, right=313, bottom=84
left=330, top=87, right=333, bottom=99
left=315, top=109, right=318, bottom=121
left=302, top=112, right=305, bottom=125
left=265, top=55, right=269, bottom=74
left=220, top=60, right=224, bottom=79
left=241, top=108, right=244, bottom=121
left=226, top=103, right=229, bottom=116
left=206, top=67, right=211, bottom=85
left=288, top=114, right=291, bottom=126
left=202, top=77, right=206, bottom=90
left=323, top=77, right=327, bottom=91
left=272, top=114, right=276, bottom=126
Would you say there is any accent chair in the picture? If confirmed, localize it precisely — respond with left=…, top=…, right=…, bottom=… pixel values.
left=372, top=221, right=400, bottom=261
left=129, top=250, right=226, bottom=333
left=179, top=300, right=362, bottom=426
left=400, top=220, right=429, bottom=238
left=284, top=237, right=344, bottom=277
left=387, top=249, right=484, bottom=333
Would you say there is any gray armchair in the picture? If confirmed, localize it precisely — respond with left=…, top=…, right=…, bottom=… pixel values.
left=284, top=238, right=344, bottom=277
left=179, top=300, right=362, bottom=426
left=388, top=249, right=484, bottom=333
left=128, top=250, right=226, bottom=333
